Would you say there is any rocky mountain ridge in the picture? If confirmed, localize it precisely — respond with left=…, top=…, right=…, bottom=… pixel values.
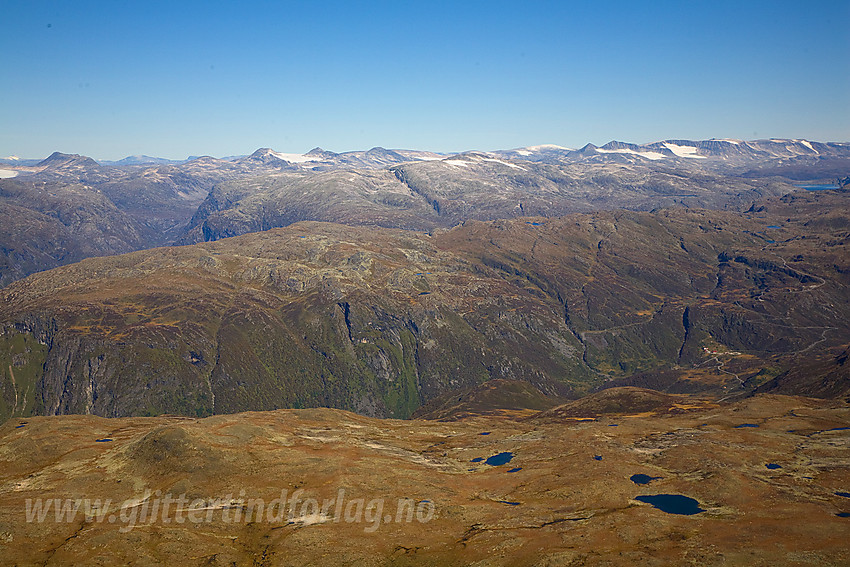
left=1, top=189, right=847, bottom=422
left=1, top=138, right=846, bottom=288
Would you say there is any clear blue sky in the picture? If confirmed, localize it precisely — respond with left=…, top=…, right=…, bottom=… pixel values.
left=2, top=0, right=848, bottom=160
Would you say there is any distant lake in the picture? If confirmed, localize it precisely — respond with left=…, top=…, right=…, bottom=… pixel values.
left=485, top=452, right=514, bottom=466
left=635, top=494, right=705, bottom=515
left=631, top=473, right=662, bottom=485
left=795, top=184, right=839, bottom=191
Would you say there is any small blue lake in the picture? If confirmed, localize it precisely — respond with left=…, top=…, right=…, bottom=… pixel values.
left=499, top=501, right=520, bottom=506
left=485, top=452, right=514, bottom=466
left=630, top=474, right=662, bottom=485
left=507, top=467, right=522, bottom=473
left=765, top=463, right=782, bottom=470
left=593, top=455, right=603, bottom=461
left=95, top=438, right=113, bottom=442
left=796, top=184, right=839, bottom=191
left=734, top=424, right=760, bottom=428
left=836, top=492, right=850, bottom=498
left=635, top=494, right=705, bottom=515
left=837, top=512, right=850, bottom=518
left=471, top=457, right=484, bottom=463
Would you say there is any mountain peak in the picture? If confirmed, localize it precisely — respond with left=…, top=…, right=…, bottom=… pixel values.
left=365, top=147, right=405, bottom=159
left=38, top=151, right=99, bottom=169
left=111, top=155, right=181, bottom=166
left=242, top=148, right=292, bottom=165
left=306, top=147, right=337, bottom=158
left=249, top=147, right=281, bottom=157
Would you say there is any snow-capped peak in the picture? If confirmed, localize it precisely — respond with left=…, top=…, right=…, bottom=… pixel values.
left=266, top=149, right=319, bottom=164
left=524, top=144, right=570, bottom=151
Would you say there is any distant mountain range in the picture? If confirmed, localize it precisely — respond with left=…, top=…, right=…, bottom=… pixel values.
left=99, top=155, right=186, bottom=166
left=500, top=138, right=847, bottom=165
left=0, top=138, right=847, bottom=287
left=4, top=137, right=848, bottom=170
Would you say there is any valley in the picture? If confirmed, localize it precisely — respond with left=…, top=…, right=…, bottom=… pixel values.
left=5, top=1, right=848, bottom=563
left=0, top=139, right=848, bottom=566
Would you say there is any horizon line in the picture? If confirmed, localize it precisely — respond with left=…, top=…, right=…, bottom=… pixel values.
left=3, top=136, right=850, bottom=164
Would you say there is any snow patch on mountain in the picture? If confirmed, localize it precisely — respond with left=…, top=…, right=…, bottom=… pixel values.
left=443, top=159, right=470, bottom=167
left=799, top=140, right=817, bottom=153
left=595, top=147, right=665, bottom=160
left=481, top=158, right=527, bottom=170
left=440, top=154, right=527, bottom=170
left=268, top=150, right=318, bottom=163
left=0, top=169, right=18, bottom=178
left=663, top=143, right=705, bottom=158
left=525, top=144, right=570, bottom=151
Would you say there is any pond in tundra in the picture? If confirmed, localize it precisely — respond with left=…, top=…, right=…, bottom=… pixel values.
left=485, top=452, right=514, bottom=466
left=635, top=494, right=705, bottom=515
left=630, top=474, right=662, bottom=485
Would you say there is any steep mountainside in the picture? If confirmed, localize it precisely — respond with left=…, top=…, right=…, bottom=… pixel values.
left=411, top=379, right=566, bottom=421
left=0, top=176, right=148, bottom=287
left=0, top=152, right=307, bottom=285
left=179, top=154, right=793, bottom=244
left=1, top=190, right=847, bottom=422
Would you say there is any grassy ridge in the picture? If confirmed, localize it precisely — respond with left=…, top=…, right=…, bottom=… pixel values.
left=1, top=190, right=848, bottom=421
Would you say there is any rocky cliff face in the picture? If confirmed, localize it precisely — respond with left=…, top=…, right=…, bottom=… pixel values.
left=1, top=190, right=847, bottom=422
left=0, top=177, right=149, bottom=287
left=0, top=151, right=318, bottom=286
